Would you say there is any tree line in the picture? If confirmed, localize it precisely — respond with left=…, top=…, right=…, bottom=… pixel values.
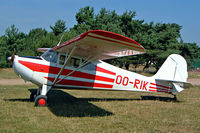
left=0, top=6, right=199, bottom=71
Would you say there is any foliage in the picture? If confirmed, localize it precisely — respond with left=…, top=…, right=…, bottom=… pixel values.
left=50, top=19, right=67, bottom=36
left=0, top=6, right=199, bottom=70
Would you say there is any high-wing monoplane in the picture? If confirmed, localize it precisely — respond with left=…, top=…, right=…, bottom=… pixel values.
left=8, top=30, right=188, bottom=106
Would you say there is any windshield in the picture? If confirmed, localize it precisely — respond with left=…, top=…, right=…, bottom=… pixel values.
left=41, top=49, right=57, bottom=63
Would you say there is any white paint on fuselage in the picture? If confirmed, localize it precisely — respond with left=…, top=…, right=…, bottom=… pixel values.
left=12, top=55, right=175, bottom=93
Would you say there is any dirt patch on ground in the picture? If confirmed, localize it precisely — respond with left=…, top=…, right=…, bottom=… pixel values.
left=0, top=78, right=199, bottom=86
left=0, top=78, right=32, bottom=86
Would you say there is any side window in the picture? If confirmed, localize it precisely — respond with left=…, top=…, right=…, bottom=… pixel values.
left=69, top=57, right=81, bottom=68
left=59, top=55, right=66, bottom=65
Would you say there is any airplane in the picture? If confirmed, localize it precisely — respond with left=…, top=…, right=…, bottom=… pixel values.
left=8, top=30, right=188, bottom=107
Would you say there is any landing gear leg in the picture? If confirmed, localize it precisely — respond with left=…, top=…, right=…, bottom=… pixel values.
left=34, top=85, right=52, bottom=107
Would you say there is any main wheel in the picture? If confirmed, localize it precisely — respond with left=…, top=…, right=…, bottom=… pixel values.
left=35, top=95, right=48, bottom=107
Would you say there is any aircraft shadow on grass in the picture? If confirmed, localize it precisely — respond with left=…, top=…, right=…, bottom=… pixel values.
left=4, top=89, right=179, bottom=117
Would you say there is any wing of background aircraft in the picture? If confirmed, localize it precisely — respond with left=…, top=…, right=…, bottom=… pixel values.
left=50, top=30, right=145, bottom=60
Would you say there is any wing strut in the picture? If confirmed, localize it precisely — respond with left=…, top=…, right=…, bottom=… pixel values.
left=54, top=55, right=98, bottom=85
left=52, top=46, right=77, bottom=85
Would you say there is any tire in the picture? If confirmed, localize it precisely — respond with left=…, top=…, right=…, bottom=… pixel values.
left=35, top=95, right=48, bottom=107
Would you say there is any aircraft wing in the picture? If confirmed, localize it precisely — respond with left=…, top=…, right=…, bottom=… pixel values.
left=38, top=48, right=51, bottom=52
left=52, top=30, right=145, bottom=60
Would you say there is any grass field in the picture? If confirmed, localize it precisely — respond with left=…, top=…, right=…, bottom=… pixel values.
left=0, top=85, right=200, bottom=132
left=0, top=69, right=200, bottom=132
left=0, top=68, right=19, bottom=79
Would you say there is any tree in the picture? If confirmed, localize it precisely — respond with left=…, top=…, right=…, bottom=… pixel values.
left=0, top=36, right=9, bottom=67
left=4, top=25, right=27, bottom=55
left=25, top=28, right=48, bottom=55
left=94, top=8, right=123, bottom=34
left=76, top=6, right=94, bottom=26
left=72, top=6, right=95, bottom=34
left=50, top=20, right=67, bottom=36
left=0, top=25, right=26, bottom=67
left=179, top=42, right=200, bottom=69
left=5, top=24, right=19, bottom=51
left=0, top=6, right=200, bottom=70
left=135, top=23, right=183, bottom=71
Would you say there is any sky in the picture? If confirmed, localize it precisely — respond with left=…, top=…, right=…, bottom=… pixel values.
left=0, top=0, right=200, bottom=46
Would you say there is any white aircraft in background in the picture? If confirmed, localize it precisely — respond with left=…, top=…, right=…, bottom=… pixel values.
left=8, top=30, right=188, bottom=107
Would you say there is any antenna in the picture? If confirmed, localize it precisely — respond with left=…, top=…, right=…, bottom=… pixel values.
left=57, top=33, right=65, bottom=46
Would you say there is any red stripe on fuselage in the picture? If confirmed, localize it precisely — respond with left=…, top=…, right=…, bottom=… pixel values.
left=149, top=86, right=171, bottom=92
left=46, top=77, right=113, bottom=89
left=150, top=83, right=172, bottom=89
left=19, top=60, right=115, bottom=83
left=96, top=66, right=116, bottom=76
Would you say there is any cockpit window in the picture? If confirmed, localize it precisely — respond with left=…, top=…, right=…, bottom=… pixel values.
left=41, top=49, right=57, bottom=63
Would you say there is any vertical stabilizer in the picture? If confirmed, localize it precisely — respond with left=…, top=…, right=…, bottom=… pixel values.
left=153, top=54, right=188, bottom=82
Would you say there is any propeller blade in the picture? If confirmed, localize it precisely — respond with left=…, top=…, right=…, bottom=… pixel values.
left=10, top=52, right=15, bottom=64
left=8, top=50, right=15, bottom=64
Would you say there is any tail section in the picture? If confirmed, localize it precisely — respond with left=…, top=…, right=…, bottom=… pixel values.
left=153, top=54, right=188, bottom=92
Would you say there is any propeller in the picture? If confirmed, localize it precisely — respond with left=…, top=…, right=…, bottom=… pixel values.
left=7, top=49, right=15, bottom=64
left=10, top=52, right=15, bottom=64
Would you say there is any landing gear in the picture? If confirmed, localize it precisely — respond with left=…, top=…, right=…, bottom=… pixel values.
left=29, top=85, right=52, bottom=107
left=35, top=95, right=48, bottom=107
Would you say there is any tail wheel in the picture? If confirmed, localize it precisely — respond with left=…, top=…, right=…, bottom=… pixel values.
left=35, top=95, right=48, bottom=107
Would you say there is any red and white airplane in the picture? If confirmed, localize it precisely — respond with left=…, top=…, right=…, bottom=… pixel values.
left=8, top=30, right=188, bottom=107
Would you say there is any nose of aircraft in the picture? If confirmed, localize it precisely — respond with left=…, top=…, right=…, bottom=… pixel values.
left=8, top=54, right=35, bottom=84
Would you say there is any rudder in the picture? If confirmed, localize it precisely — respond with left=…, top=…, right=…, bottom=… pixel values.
left=153, top=54, right=188, bottom=83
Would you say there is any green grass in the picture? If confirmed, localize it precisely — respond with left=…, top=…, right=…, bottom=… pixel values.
left=0, top=84, right=200, bottom=132
left=0, top=68, right=19, bottom=79
left=0, top=68, right=200, bottom=132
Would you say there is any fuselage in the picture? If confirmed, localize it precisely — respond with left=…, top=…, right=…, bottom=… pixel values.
left=12, top=53, right=175, bottom=94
